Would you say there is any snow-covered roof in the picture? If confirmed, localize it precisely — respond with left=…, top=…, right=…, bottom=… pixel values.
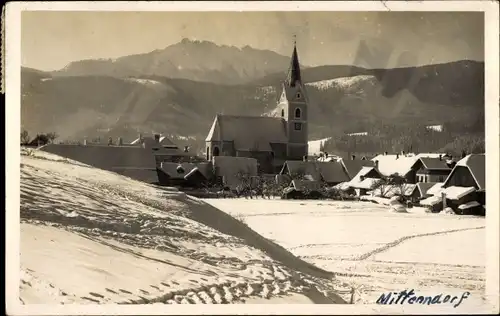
left=443, top=186, right=476, bottom=200
left=420, top=195, right=442, bottom=206
left=371, top=153, right=446, bottom=177
left=427, top=182, right=444, bottom=196
left=443, top=154, right=485, bottom=191
left=458, top=201, right=481, bottom=210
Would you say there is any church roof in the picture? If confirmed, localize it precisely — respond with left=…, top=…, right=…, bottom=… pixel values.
left=285, top=42, right=302, bottom=87
left=205, top=115, right=288, bottom=152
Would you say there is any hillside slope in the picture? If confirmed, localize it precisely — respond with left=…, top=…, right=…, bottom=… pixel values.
left=20, top=60, right=484, bottom=144
left=20, top=148, right=351, bottom=304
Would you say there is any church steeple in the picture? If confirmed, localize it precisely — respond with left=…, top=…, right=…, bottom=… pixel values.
left=285, top=37, right=302, bottom=87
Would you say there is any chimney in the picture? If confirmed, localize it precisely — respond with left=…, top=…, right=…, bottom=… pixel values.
left=439, top=154, right=442, bottom=161
left=117, top=137, right=123, bottom=146
left=384, top=151, right=388, bottom=156
left=303, top=155, right=308, bottom=162
left=351, top=155, right=356, bottom=160
left=396, top=153, right=399, bottom=160
left=374, top=160, right=379, bottom=169
left=83, top=138, right=87, bottom=146
left=154, top=133, right=160, bottom=143
left=138, top=133, right=143, bottom=142
left=325, top=152, right=329, bottom=158
left=107, top=137, right=113, bottom=146
left=461, top=150, right=467, bottom=159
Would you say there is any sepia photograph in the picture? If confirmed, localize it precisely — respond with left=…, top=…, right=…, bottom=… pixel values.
left=5, top=1, right=499, bottom=315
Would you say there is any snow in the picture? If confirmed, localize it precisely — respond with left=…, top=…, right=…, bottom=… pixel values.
left=420, top=195, right=443, bottom=206
left=126, top=78, right=163, bottom=86
left=19, top=150, right=349, bottom=305
left=444, top=186, right=476, bottom=200
left=307, top=137, right=331, bottom=155
left=459, top=201, right=481, bottom=210
left=427, top=182, right=445, bottom=196
left=205, top=198, right=486, bottom=308
left=306, top=75, right=376, bottom=91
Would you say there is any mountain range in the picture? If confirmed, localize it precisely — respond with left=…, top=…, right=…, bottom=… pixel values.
left=21, top=39, right=484, bottom=152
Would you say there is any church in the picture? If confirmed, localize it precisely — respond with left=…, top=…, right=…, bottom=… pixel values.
left=205, top=42, right=309, bottom=173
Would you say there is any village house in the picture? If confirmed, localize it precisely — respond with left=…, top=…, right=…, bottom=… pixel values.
left=371, top=152, right=446, bottom=184
left=411, top=155, right=454, bottom=183
left=343, top=165, right=383, bottom=197
left=205, top=42, right=309, bottom=174
left=441, top=153, right=485, bottom=214
left=279, top=160, right=350, bottom=187
left=39, top=133, right=198, bottom=184
left=419, top=154, right=485, bottom=214
left=156, top=161, right=213, bottom=188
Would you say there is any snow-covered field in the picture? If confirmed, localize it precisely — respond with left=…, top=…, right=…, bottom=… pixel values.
left=18, top=149, right=350, bottom=305
left=16, top=148, right=495, bottom=312
left=204, top=199, right=487, bottom=308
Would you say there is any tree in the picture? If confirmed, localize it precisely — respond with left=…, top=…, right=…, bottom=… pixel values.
left=371, top=173, right=410, bottom=200
left=46, top=132, right=58, bottom=143
left=21, top=130, right=30, bottom=145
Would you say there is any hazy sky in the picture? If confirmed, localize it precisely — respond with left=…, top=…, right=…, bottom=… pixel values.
left=22, top=11, right=484, bottom=71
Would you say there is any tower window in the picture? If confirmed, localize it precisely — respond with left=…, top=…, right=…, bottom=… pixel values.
left=213, top=146, right=220, bottom=157
left=296, top=92, right=301, bottom=99
left=281, top=109, right=285, bottom=117
left=294, top=123, right=302, bottom=131
left=294, top=108, right=301, bottom=118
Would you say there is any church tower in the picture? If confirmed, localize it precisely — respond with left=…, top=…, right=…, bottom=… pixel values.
left=276, top=40, right=309, bottom=160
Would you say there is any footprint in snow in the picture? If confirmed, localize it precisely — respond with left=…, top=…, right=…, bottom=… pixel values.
left=105, top=288, right=118, bottom=294
left=160, top=282, right=171, bottom=287
left=89, top=292, right=104, bottom=298
left=81, top=296, right=100, bottom=303
left=172, top=281, right=180, bottom=285
left=149, top=285, right=161, bottom=290
left=119, top=289, right=133, bottom=294
left=139, top=289, right=150, bottom=295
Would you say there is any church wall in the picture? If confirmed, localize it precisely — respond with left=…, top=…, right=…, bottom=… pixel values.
left=287, top=144, right=308, bottom=160
left=270, top=143, right=287, bottom=159
left=236, top=150, right=274, bottom=174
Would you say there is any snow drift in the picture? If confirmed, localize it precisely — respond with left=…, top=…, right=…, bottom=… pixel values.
left=19, top=148, right=348, bottom=305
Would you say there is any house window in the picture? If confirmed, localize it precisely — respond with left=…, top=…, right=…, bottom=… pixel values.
left=295, top=108, right=301, bottom=119
left=294, top=122, right=302, bottom=131
left=281, top=109, right=285, bottom=117
left=438, top=175, right=444, bottom=182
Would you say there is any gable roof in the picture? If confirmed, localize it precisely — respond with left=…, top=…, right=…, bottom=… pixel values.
left=280, top=161, right=349, bottom=184
left=348, top=166, right=380, bottom=186
left=419, top=157, right=452, bottom=170
left=372, top=153, right=446, bottom=177
left=212, top=156, right=258, bottom=190
left=205, top=115, right=288, bottom=152
left=341, top=160, right=375, bottom=179
left=443, top=154, right=485, bottom=190
left=131, top=135, right=177, bottom=148
left=290, top=180, right=322, bottom=192
left=416, top=182, right=436, bottom=197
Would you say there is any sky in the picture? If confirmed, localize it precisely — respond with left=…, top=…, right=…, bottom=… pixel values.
left=21, top=11, right=484, bottom=71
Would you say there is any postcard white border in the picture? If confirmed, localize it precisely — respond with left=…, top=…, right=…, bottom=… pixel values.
left=5, top=1, right=500, bottom=315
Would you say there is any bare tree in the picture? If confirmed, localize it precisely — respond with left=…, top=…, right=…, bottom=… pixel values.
left=20, top=130, right=30, bottom=145
left=46, top=132, right=58, bottom=143
left=370, top=173, right=409, bottom=200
